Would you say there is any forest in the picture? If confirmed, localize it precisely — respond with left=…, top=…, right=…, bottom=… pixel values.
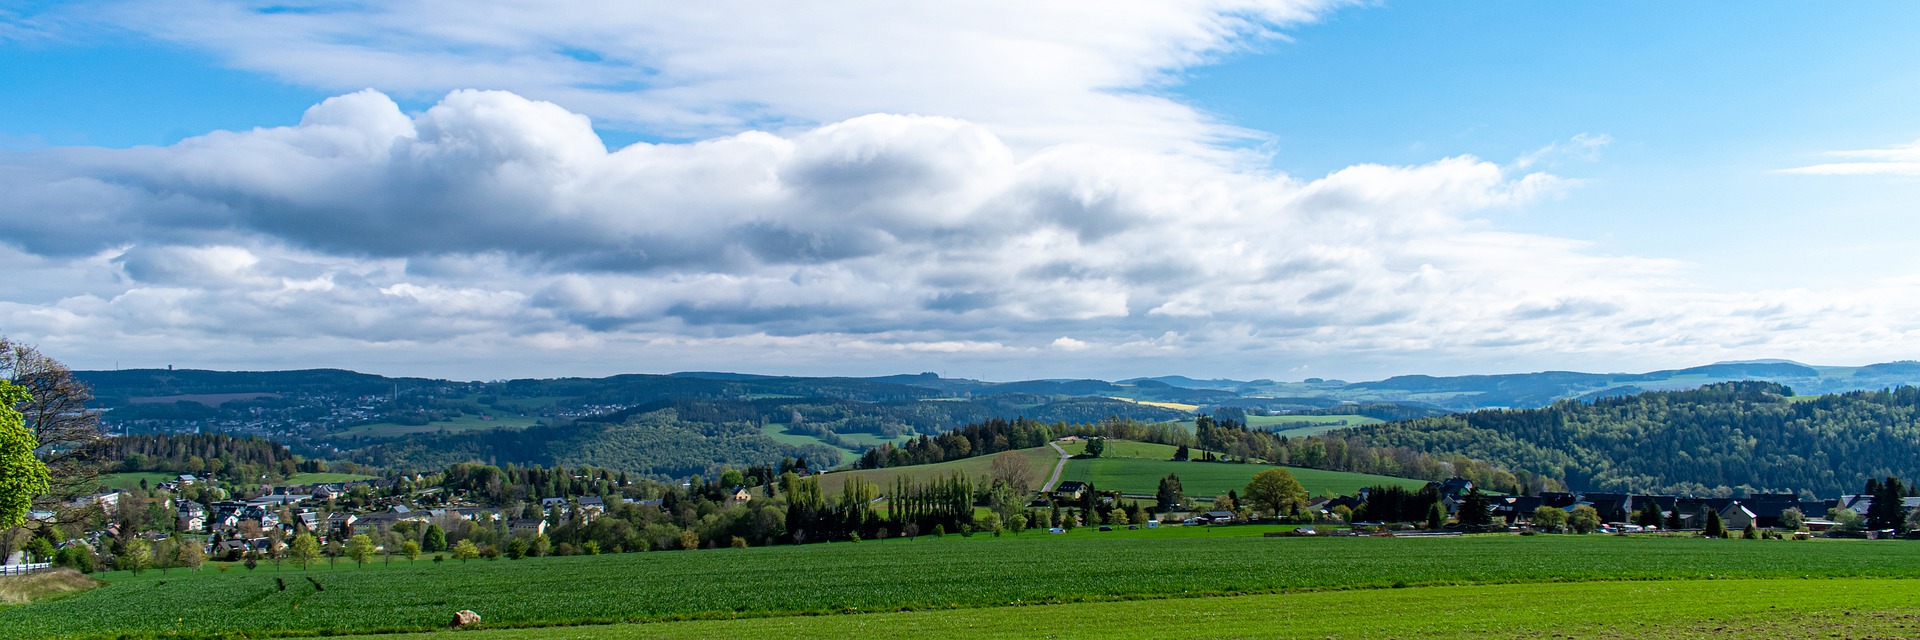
left=1348, top=382, right=1920, bottom=496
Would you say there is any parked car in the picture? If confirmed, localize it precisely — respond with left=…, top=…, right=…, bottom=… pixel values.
left=1048, top=527, right=1066, bottom=534
left=1098, top=525, right=1113, bottom=532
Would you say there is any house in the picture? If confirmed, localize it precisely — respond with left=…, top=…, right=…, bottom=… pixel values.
left=578, top=495, right=607, bottom=514
left=1200, top=510, right=1236, bottom=524
left=1053, top=481, right=1089, bottom=501
left=508, top=519, right=547, bottom=537
left=69, top=491, right=120, bottom=516
left=326, top=512, right=357, bottom=536
left=540, top=497, right=569, bottom=509
left=1718, top=503, right=1757, bottom=533
left=1492, top=496, right=1546, bottom=524
left=726, top=487, right=753, bottom=508
left=178, top=512, right=207, bottom=533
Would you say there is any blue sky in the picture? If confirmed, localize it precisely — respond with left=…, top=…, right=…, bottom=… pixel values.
left=2, top=1, right=1918, bottom=381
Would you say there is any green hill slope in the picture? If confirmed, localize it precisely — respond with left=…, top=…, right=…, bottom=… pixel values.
left=1057, top=440, right=1425, bottom=498
left=1348, top=382, right=1920, bottom=495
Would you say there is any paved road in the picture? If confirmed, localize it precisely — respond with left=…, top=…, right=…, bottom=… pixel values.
left=1041, top=441, right=1071, bottom=492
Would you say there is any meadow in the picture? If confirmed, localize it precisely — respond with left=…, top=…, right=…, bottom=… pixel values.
left=1056, top=439, right=1425, bottom=498
left=8, top=534, right=1920, bottom=638
left=92, top=472, right=176, bottom=490
left=814, top=446, right=1061, bottom=494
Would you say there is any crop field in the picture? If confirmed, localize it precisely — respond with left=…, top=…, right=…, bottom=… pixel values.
left=334, top=414, right=543, bottom=438
left=9, top=535, right=1920, bottom=639
left=349, top=577, right=1920, bottom=640
left=814, top=446, right=1060, bottom=494
left=1062, top=456, right=1424, bottom=498
left=1107, top=396, right=1200, bottom=411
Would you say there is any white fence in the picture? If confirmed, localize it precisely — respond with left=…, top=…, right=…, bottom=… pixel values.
left=0, top=562, right=53, bottom=576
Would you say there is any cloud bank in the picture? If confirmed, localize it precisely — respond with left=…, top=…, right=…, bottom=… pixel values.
left=3, top=2, right=1918, bottom=379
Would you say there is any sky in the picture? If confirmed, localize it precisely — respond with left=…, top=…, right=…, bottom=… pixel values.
left=2, top=1, right=1919, bottom=382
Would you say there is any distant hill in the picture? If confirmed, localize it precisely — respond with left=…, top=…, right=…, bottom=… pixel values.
left=1346, top=382, right=1920, bottom=497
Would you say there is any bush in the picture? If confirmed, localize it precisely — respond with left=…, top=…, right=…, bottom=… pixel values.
left=731, top=536, right=749, bottom=548
left=933, top=525, right=946, bottom=538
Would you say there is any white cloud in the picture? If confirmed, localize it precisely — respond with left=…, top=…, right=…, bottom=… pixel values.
left=3, top=3, right=1918, bottom=379
left=1781, top=139, right=1920, bottom=177
left=23, top=0, right=1342, bottom=159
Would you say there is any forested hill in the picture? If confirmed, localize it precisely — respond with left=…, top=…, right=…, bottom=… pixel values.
left=1345, top=382, right=1920, bottom=497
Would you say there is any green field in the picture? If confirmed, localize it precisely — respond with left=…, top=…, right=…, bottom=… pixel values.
left=1245, top=413, right=1383, bottom=436
left=1063, top=457, right=1423, bottom=498
left=1054, top=439, right=1423, bottom=498
left=350, top=578, right=1920, bottom=639
left=285, top=472, right=378, bottom=484
left=334, top=414, right=544, bottom=438
left=8, top=535, right=1920, bottom=639
left=756, top=424, right=911, bottom=465
left=92, top=472, right=175, bottom=490
left=815, top=446, right=1060, bottom=494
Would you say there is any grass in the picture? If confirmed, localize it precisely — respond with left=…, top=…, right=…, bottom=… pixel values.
left=1063, top=456, right=1425, bottom=498
left=815, top=446, right=1060, bottom=494
left=335, top=414, right=543, bottom=438
left=11, top=535, right=1920, bottom=638
left=756, top=424, right=911, bottom=465
left=0, top=569, right=102, bottom=606
left=342, top=578, right=1920, bottom=639
left=93, top=472, right=175, bottom=490
left=285, top=472, right=378, bottom=484
left=1244, top=413, right=1383, bottom=436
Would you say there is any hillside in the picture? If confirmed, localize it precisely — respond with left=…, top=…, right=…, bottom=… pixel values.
left=1346, top=382, right=1920, bottom=496
left=1056, top=440, right=1426, bottom=499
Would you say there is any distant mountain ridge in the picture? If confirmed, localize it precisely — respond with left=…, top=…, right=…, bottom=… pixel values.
left=78, top=359, right=1920, bottom=414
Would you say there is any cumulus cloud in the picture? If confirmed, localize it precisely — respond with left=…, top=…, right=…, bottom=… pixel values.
left=3, top=3, right=1916, bottom=379
left=1781, top=139, right=1920, bottom=177
left=8, top=88, right=1908, bottom=379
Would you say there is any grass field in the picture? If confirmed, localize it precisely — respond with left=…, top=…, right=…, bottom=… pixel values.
left=9, top=535, right=1920, bottom=638
left=756, top=424, right=911, bottom=465
left=1053, top=439, right=1423, bottom=498
left=92, top=472, right=175, bottom=490
left=1245, top=413, right=1383, bottom=436
left=1063, top=457, right=1424, bottom=498
left=348, top=578, right=1920, bottom=639
left=334, top=414, right=543, bottom=438
left=814, top=446, right=1060, bottom=494
left=285, top=472, right=378, bottom=484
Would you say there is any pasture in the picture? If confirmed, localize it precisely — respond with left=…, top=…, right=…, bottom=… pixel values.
left=1063, top=457, right=1425, bottom=498
left=8, top=534, right=1920, bottom=639
left=814, top=445, right=1061, bottom=494
left=92, top=472, right=175, bottom=490
left=285, top=472, right=378, bottom=484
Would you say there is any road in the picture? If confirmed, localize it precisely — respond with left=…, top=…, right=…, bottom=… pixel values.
left=1041, top=441, right=1071, bottom=493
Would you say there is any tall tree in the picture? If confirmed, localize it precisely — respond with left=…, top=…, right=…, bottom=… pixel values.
left=1703, top=509, right=1727, bottom=538
left=1458, top=488, right=1493, bottom=529
left=1155, top=474, right=1184, bottom=511
left=289, top=533, right=321, bottom=570
left=1868, top=476, right=1908, bottom=532
left=347, top=534, right=375, bottom=568
left=423, top=523, right=447, bottom=552
left=1, top=339, right=103, bottom=521
left=1243, top=469, right=1307, bottom=517
left=0, top=380, right=51, bottom=528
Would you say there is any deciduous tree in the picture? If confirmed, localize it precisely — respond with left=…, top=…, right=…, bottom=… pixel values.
left=1244, top=467, right=1305, bottom=515
left=289, top=533, right=321, bottom=569
left=0, top=380, right=50, bottom=529
left=347, top=534, right=375, bottom=567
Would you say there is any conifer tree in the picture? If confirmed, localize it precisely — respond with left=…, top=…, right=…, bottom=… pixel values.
left=1704, top=509, right=1727, bottom=538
